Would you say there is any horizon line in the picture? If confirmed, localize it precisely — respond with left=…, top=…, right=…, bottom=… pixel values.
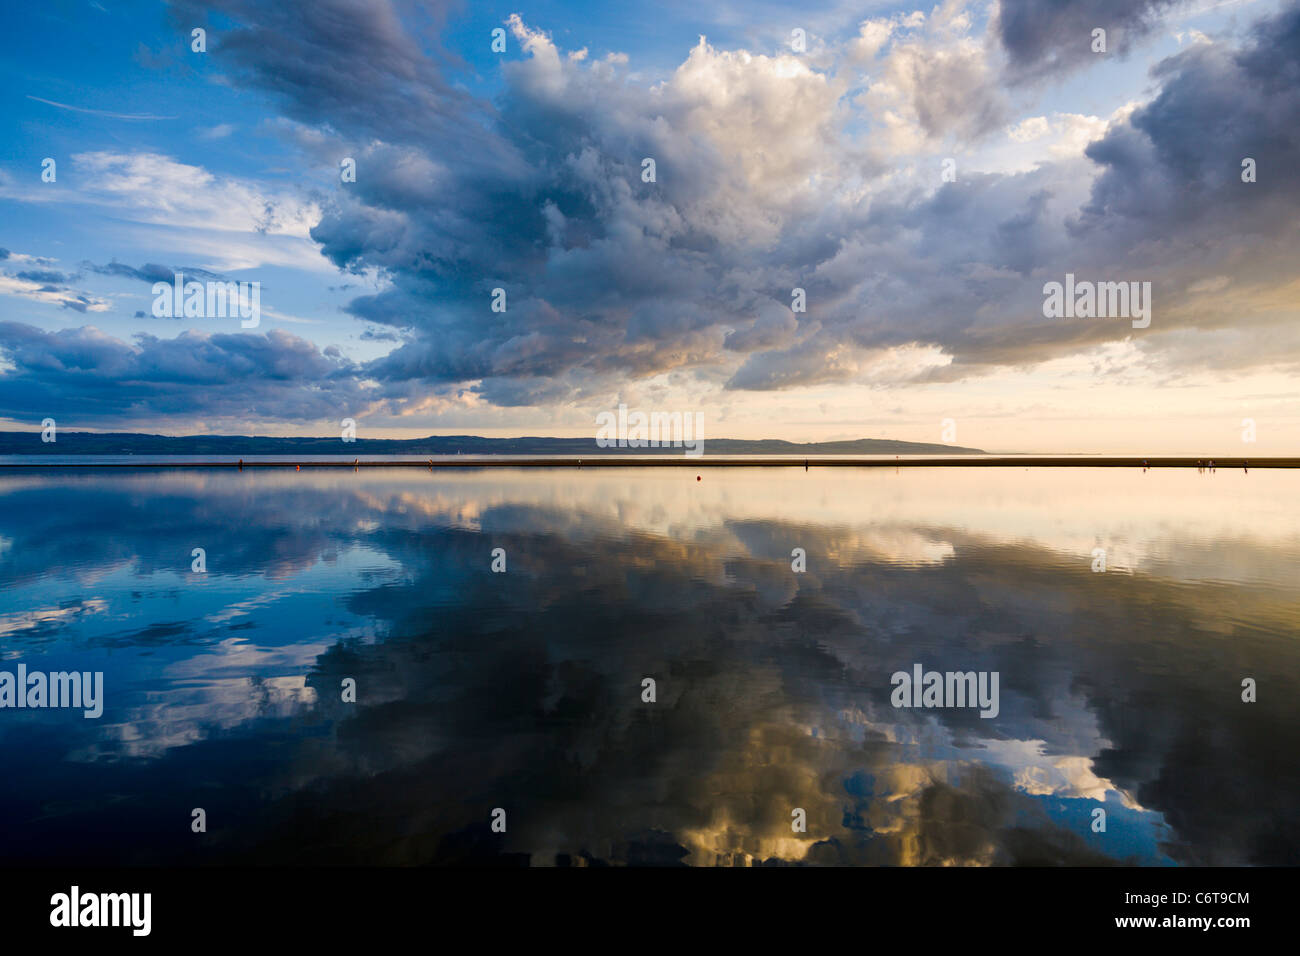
left=0, top=456, right=1288, bottom=470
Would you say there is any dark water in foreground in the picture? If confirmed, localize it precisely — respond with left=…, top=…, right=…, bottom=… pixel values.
left=0, top=467, right=1296, bottom=866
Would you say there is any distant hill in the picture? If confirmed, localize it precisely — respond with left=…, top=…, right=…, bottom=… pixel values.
left=0, top=432, right=986, bottom=456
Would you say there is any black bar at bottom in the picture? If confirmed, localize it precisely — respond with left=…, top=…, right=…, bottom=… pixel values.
left=0, top=865, right=1280, bottom=942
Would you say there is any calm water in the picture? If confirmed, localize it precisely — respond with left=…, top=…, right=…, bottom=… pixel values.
left=0, top=466, right=1296, bottom=866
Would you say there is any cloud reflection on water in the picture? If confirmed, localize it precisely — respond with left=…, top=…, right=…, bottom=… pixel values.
left=0, top=467, right=1296, bottom=865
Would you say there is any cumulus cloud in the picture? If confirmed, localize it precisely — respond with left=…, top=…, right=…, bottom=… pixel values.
left=2, top=0, right=1295, bottom=426
left=859, top=21, right=1010, bottom=146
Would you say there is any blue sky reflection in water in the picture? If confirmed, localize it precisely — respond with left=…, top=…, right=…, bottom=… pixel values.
left=0, top=466, right=1296, bottom=866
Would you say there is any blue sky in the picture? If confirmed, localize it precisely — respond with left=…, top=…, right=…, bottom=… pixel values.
left=1, top=0, right=1297, bottom=451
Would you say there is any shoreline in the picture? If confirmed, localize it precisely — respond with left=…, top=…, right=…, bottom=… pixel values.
left=0, top=456, right=1291, bottom=469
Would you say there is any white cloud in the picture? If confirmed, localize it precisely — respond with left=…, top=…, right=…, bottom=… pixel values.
left=199, top=123, right=236, bottom=140
left=0, top=273, right=110, bottom=312
left=70, top=151, right=320, bottom=238
left=1007, top=115, right=1051, bottom=142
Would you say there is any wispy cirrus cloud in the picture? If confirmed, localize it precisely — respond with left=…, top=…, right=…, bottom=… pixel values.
left=24, top=95, right=179, bottom=121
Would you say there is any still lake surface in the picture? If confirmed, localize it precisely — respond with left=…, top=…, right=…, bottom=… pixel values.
left=0, top=465, right=1296, bottom=866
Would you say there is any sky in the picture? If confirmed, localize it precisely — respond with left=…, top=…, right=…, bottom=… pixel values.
left=0, top=0, right=1297, bottom=453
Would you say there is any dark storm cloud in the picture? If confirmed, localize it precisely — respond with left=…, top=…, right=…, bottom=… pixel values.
left=166, top=0, right=519, bottom=177
left=1079, top=4, right=1300, bottom=232
left=365, top=3, right=1300, bottom=400
left=0, top=321, right=370, bottom=422
left=996, top=0, right=1186, bottom=81
left=1044, top=2, right=1300, bottom=356
left=781, top=6, right=1300, bottom=382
